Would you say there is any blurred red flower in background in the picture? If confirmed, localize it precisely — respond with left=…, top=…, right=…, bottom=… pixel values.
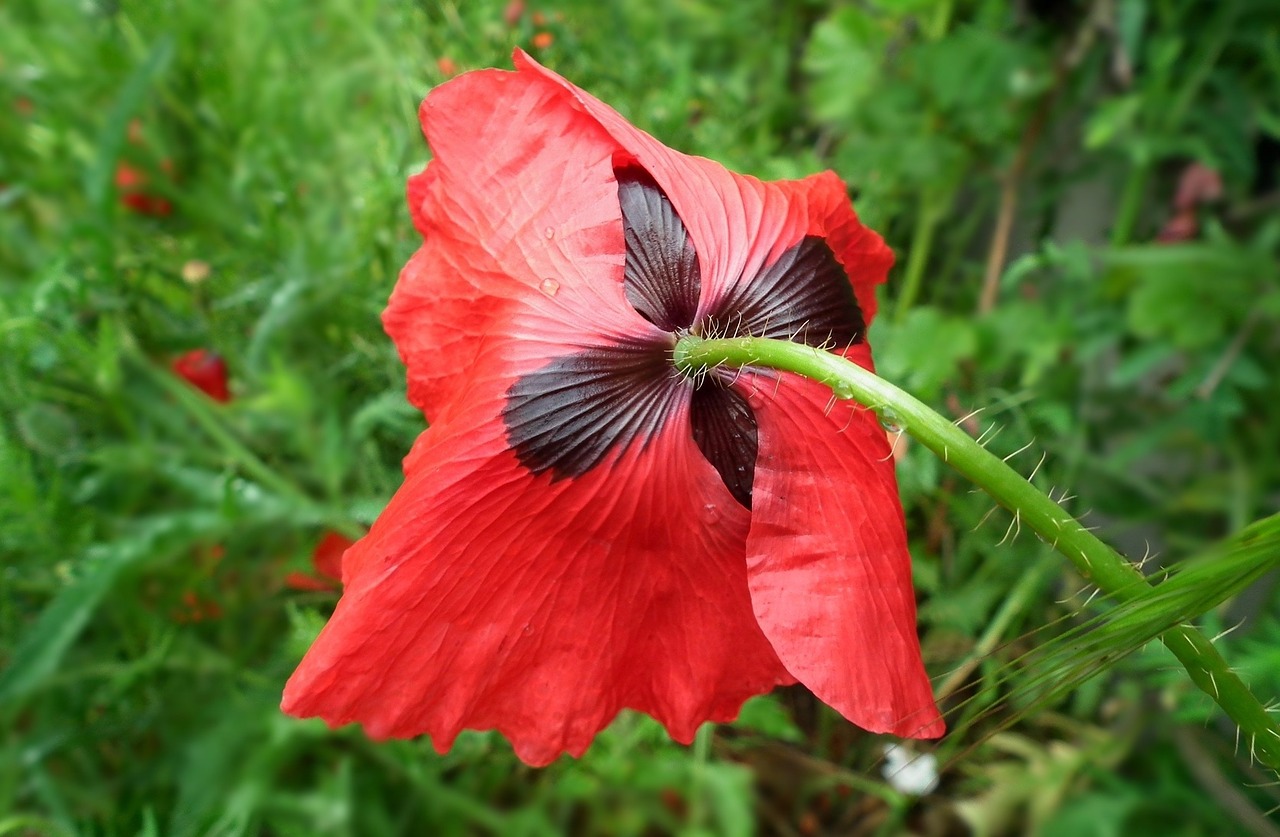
left=115, top=161, right=173, bottom=217
left=503, top=0, right=525, bottom=27
left=285, top=532, right=354, bottom=592
left=116, top=119, right=174, bottom=217
left=1157, top=161, right=1223, bottom=243
left=283, top=51, right=942, bottom=765
left=171, top=349, right=230, bottom=402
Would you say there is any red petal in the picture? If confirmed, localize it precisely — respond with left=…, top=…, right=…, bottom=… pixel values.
left=390, top=64, right=659, bottom=420
left=742, top=346, right=943, bottom=739
left=311, top=531, right=355, bottom=582
left=284, top=571, right=337, bottom=593
left=282, top=389, right=793, bottom=765
left=513, top=50, right=892, bottom=325
left=170, top=349, right=230, bottom=402
left=393, top=54, right=890, bottom=423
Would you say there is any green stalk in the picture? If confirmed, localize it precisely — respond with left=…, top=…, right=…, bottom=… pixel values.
left=673, top=335, right=1280, bottom=772
left=894, top=193, right=942, bottom=322
left=1109, top=162, right=1148, bottom=247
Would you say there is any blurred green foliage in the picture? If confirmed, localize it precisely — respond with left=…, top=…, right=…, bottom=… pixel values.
left=2, top=0, right=1278, bottom=834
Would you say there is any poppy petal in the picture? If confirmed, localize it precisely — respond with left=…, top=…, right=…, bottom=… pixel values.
left=514, top=51, right=892, bottom=324
left=282, top=389, right=793, bottom=765
left=388, top=63, right=662, bottom=420
left=742, top=347, right=944, bottom=739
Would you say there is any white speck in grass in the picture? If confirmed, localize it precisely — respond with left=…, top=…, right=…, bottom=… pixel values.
left=882, top=743, right=939, bottom=796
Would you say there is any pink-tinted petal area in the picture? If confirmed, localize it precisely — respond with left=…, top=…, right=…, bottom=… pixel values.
left=741, top=347, right=944, bottom=739
left=513, top=51, right=892, bottom=323
left=282, top=388, right=793, bottom=766
left=389, top=64, right=662, bottom=420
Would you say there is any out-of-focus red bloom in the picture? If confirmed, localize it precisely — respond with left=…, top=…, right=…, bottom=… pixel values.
left=174, top=590, right=223, bottom=623
left=1173, top=162, right=1222, bottom=211
left=171, top=349, right=231, bottom=402
left=115, top=161, right=173, bottom=216
left=285, top=532, right=354, bottom=592
left=530, top=31, right=554, bottom=49
left=1157, top=161, right=1223, bottom=243
left=116, top=119, right=174, bottom=216
left=171, top=544, right=226, bottom=623
left=283, top=50, right=942, bottom=766
left=436, top=56, right=458, bottom=77
left=503, top=0, right=525, bottom=27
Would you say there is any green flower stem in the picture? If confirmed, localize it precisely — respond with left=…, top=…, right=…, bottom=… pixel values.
left=673, top=335, right=1280, bottom=772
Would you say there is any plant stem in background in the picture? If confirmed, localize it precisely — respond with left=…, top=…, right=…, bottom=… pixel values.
left=894, top=192, right=943, bottom=322
left=1109, top=162, right=1149, bottom=247
left=673, top=335, right=1280, bottom=773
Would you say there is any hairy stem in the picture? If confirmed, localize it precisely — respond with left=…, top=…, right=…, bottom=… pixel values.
left=673, top=335, right=1280, bottom=772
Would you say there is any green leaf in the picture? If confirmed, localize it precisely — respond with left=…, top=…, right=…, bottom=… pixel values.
left=1109, top=243, right=1274, bottom=349
left=1084, top=95, right=1141, bottom=149
left=0, top=512, right=221, bottom=706
left=0, top=551, right=131, bottom=706
left=871, top=307, right=977, bottom=401
left=85, top=37, right=174, bottom=212
left=802, top=7, right=889, bottom=124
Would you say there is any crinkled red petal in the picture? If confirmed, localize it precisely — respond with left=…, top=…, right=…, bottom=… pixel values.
left=389, top=64, right=660, bottom=421
left=282, top=385, right=793, bottom=766
left=742, top=346, right=944, bottom=739
left=513, top=50, right=893, bottom=324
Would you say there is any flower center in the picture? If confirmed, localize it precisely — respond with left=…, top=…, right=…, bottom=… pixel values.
left=503, top=168, right=865, bottom=509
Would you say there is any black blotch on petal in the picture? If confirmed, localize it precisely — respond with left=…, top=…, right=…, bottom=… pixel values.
left=707, top=236, right=864, bottom=350
left=504, top=342, right=683, bottom=478
left=690, top=380, right=758, bottom=509
left=618, top=169, right=701, bottom=331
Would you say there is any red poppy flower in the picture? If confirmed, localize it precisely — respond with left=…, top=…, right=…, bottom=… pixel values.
left=282, top=50, right=943, bottom=765
left=115, top=161, right=173, bottom=217
left=284, top=531, right=353, bottom=592
left=171, top=349, right=231, bottom=402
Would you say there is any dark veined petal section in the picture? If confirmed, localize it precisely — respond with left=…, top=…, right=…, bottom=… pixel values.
left=514, top=51, right=893, bottom=325
left=690, top=379, right=758, bottom=509
left=282, top=389, right=793, bottom=766
left=743, top=349, right=945, bottom=740
left=503, top=341, right=683, bottom=479
left=618, top=169, right=701, bottom=331
left=708, top=236, right=865, bottom=350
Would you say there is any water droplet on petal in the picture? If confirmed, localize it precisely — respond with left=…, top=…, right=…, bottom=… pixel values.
left=544, top=226, right=555, bottom=239
left=522, top=624, right=535, bottom=636
left=703, top=503, right=720, bottom=524
left=539, top=277, right=560, bottom=297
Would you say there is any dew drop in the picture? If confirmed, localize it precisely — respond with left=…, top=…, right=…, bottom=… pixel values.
left=879, top=407, right=903, bottom=434
left=703, top=503, right=721, bottom=524
left=543, top=226, right=555, bottom=239
left=522, top=624, right=535, bottom=636
left=539, top=277, right=560, bottom=297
